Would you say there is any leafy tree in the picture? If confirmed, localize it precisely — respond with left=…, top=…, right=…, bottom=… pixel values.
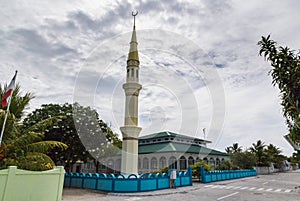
left=250, top=140, right=268, bottom=166
left=0, top=84, right=67, bottom=171
left=23, top=103, right=121, bottom=172
left=191, top=161, right=212, bottom=179
left=265, top=144, right=286, bottom=165
left=258, top=35, right=300, bottom=143
left=215, top=160, right=233, bottom=170
left=72, top=103, right=121, bottom=172
left=230, top=151, right=256, bottom=169
left=288, top=152, right=300, bottom=164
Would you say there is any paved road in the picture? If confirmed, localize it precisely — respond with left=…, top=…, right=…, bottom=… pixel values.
left=62, top=169, right=300, bottom=201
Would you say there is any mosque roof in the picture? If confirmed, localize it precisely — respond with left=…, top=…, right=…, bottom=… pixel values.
left=138, top=141, right=228, bottom=156
left=139, top=131, right=211, bottom=143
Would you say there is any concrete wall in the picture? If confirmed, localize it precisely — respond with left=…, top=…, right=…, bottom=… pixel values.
left=255, top=166, right=273, bottom=175
left=0, top=166, right=65, bottom=201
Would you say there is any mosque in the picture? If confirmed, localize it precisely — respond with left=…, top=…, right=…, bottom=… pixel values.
left=74, top=12, right=228, bottom=174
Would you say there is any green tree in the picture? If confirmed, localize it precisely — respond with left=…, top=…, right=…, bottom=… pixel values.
left=250, top=140, right=268, bottom=166
left=215, top=160, right=233, bottom=170
left=23, top=103, right=121, bottom=172
left=226, top=143, right=242, bottom=154
left=0, top=84, right=67, bottom=171
left=0, top=83, right=34, bottom=121
left=288, top=152, right=300, bottom=164
left=258, top=35, right=300, bottom=143
left=265, top=144, right=286, bottom=165
left=191, top=161, right=212, bottom=179
left=230, top=151, right=256, bottom=169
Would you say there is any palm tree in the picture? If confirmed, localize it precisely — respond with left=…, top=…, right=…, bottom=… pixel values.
left=1, top=111, right=67, bottom=170
left=232, top=143, right=242, bottom=153
left=266, top=144, right=284, bottom=164
left=0, top=83, right=67, bottom=171
left=0, top=83, right=34, bottom=120
left=226, top=143, right=242, bottom=153
left=225, top=147, right=232, bottom=154
left=250, top=140, right=267, bottom=166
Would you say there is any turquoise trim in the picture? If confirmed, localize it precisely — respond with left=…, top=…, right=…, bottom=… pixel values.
left=64, top=169, right=192, bottom=193
left=200, top=167, right=257, bottom=183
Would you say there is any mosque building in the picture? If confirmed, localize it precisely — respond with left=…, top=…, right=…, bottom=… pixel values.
left=74, top=13, right=229, bottom=174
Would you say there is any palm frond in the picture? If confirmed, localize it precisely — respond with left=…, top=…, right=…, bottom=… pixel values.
left=27, top=141, right=68, bottom=153
left=0, top=83, right=35, bottom=120
left=22, top=152, right=55, bottom=170
left=8, top=131, right=43, bottom=148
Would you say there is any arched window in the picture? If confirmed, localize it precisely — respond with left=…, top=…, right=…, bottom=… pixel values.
left=203, top=157, right=208, bottom=164
left=196, top=157, right=202, bottom=163
left=136, top=69, right=138, bottom=78
left=179, top=156, right=187, bottom=170
left=159, top=157, right=167, bottom=169
left=188, top=156, right=195, bottom=166
left=131, top=68, right=134, bottom=77
left=143, top=158, right=149, bottom=169
left=169, top=156, right=177, bottom=169
left=151, top=157, right=157, bottom=170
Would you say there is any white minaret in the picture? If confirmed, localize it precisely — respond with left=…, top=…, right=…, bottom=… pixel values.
left=120, top=11, right=142, bottom=175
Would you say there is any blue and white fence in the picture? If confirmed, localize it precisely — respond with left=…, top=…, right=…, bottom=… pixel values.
left=64, top=168, right=192, bottom=192
left=200, top=167, right=257, bottom=183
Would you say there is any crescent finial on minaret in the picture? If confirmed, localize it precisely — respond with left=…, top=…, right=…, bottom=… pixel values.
left=132, top=10, right=138, bottom=28
left=132, top=10, right=138, bottom=17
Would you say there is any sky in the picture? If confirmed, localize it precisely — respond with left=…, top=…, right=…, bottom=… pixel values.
left=1, top=0, right=300, bottom=156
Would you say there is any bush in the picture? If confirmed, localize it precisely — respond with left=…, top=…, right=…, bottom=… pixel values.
left=191, top=161, right=212, bottom=178
left=215, top=160, right=232, bottom=170
left=230, top=151, right=256, bottom=169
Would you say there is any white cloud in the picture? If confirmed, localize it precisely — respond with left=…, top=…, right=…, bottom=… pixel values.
left=1, top=0, right=299, bottom=156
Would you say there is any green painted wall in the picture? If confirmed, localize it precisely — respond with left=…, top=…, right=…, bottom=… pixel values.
left=0, top=166, right=65, bottom=201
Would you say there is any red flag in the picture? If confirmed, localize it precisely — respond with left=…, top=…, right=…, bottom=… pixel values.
left=2, top=71, right=17, bottom=108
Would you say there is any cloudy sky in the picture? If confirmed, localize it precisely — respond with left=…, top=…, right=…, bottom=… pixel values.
left=1, top=0, right=300, bottom=156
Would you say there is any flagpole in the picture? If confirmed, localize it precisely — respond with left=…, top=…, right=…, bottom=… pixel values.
left=0, top=97, right=12, bottom=146
left=0, top=71, right=17, bottom=146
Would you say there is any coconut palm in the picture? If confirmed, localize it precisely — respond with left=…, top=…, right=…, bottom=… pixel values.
left=0, top=111, right=67, bottom=170
left=0, top=83, right=67, bottom=171
left=250, top=140, right=267, bottom=166
left=226, top=143, right=242, bottom=153
left=265, top=144, right=285, bottom=164
left=0, top=83, right=34, bottom=120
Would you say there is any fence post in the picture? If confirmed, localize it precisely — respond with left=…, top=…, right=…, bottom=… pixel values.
left=200, top=166, right=205, bottom=183
left=188, top=167, right=192, bottom=185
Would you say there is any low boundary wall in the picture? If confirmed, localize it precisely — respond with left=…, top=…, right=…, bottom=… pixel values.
left=0, top=166, right=65, bottom=201
left=200, top=167, right=257, bottom=183
left=64, top=168, right=192, bottom=192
